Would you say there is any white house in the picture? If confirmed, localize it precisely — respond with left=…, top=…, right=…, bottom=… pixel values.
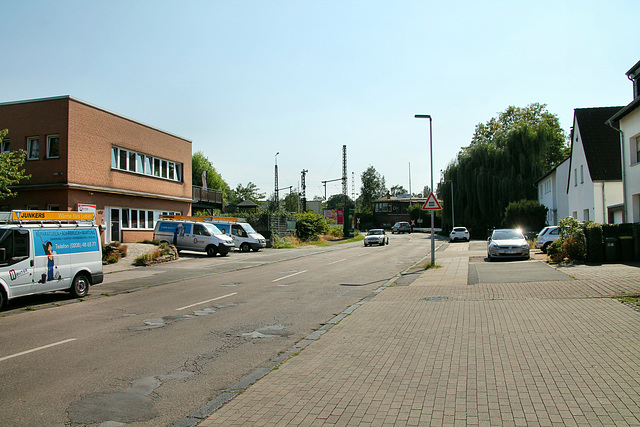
left=606, top=59, right=640, bottom=224
left=567, top=107, right=624, bottom=224
left=536, top=157, right=570, bottom=225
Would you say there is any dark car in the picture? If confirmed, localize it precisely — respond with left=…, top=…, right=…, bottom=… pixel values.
left=391, top=222, right=411, bottom=234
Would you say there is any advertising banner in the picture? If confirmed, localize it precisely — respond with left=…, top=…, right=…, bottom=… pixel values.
left=323, top=209, right=344, bottom=225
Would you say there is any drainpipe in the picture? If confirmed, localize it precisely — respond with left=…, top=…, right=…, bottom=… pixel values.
left=607, top=120, right=627, bottom=223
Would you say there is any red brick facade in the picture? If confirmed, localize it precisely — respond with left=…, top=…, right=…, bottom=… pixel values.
left=0, top=96, right=192, bottom=243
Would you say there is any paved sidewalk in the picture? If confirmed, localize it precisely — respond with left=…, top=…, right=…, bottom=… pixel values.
left=196, top=243, right=640, bottom=426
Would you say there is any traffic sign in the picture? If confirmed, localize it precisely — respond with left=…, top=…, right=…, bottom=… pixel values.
left=421, top=192, right=442, bottom=210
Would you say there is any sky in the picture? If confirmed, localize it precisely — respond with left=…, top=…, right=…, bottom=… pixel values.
left=2, top=0, right=638, bottom=201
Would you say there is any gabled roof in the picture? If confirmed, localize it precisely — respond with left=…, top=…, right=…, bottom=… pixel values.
left=574, top=107, right=623, bottom=181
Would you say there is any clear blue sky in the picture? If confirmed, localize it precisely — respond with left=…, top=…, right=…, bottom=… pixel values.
left=2, top=0, right=637, bottom=200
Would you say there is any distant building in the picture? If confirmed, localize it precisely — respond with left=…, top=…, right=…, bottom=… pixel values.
left=372, top=195, right=428, bottom=228
left=0, top=96, right=193, bottom=243
left=536, top=157, right=570, bottom=225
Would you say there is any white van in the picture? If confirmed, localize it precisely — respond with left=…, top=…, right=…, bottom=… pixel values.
left=0, top=211, right=104, bottom=309
left=210, top=220, right=266, bottom=252
left=153, top=216, right=234, bottom=257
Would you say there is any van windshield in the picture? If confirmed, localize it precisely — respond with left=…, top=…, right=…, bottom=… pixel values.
left=204, top=223, right=223, bottom=236
left=243, top=223, right=256, bottom=233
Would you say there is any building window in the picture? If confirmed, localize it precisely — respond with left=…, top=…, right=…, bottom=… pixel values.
left=111, top=146, right=183, bottom=182
left=47, top=204, right=60, bottom=211
left=583, top=209, right=589, bottom=221
left=46, top=135, right=60, bottom=159
left=580, top=165, right=584, bottom=184
left=634, top=135, right=640, bottom=164
left=27, top=137, right=40, bottom=160
left=574, top=169, right=577, bottom=187
left=27, top=205, right=39, bottom=210
left=1, top=138, right=9, bottom=153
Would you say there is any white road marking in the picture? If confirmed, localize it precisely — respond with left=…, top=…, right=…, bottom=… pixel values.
left=0, top=338, right=77, bottom=362
left=273, top=270, right=308, bottom=282
left=175, top=292, right=238, bottom=311
left=328, top=258, right=346, bottom=265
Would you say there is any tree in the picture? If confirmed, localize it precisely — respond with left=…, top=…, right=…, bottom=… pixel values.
left=503, top=199, right=547, bottom=233
left=389, top=185, right=407, bottom=197
left=326, top=194, right=354, bottom=210
left=358, top=166, right=386, bottom=213
left=192, top=151, right=230, bottom=201
left=282, top=190, right=301, bottom=213
left=228, top=182, right=265, bottom=205
left=438, top=104, right=568, bottom=236
left=0, top=129, right=30, bottom=199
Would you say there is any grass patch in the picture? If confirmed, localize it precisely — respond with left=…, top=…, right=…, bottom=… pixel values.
left=416, top=262, right=442, bottom=271
left=614, top=294, right=640, bottom=307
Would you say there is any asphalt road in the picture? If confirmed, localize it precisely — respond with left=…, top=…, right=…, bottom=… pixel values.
left=0, top=233, right=434, bottom=426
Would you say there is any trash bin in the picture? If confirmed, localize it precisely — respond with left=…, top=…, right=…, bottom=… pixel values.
left=619, top=236, right=634, bottom=262
left=605, top=237, right=619, bottom=262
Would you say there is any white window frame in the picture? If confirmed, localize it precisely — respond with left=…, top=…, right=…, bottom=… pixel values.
left=634, top=135, right=640, bottom=165
left=1, top=138, right=9, bottom=153
left=110, top=145, right=183, bottom=182
left=46, top=135, right=60, bottom=159
left=27, top=137, right=40, bottom=160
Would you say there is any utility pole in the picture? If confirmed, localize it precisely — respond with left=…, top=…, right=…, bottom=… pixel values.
left=301, top=169, right=308, bottom=212
left=342, top=145, right=347, bottom=207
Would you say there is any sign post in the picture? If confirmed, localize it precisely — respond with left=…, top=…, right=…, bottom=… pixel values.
left=421, top=191, right=442, bottom=265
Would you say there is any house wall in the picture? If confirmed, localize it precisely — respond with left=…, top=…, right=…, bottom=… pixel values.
left=556, top=159, right=570, bottom=221
left=568, top=122, right=596, bottom=222
left=620, top=107, right=640, bottom=222
left=538, top=174, right=556, bottom=225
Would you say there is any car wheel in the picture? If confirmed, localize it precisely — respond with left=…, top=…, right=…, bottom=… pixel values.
left=541, top=242, right=549, bottom=254
left=70, top=273, right=90, bottom=298
left=0, top=289, right=5, bottom=310
left=386, top=239, right=389, bottom=245
left=240, top=243, right=251, bottom=252
left=206, top=245, right=217, bottom=257
left=487, top=254, right=493, bottom=262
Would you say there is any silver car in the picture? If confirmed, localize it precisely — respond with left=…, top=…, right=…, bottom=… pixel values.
left=535, top=226, right=560, bottom=253
left=487, top=229, right=530, bottom=261
left=364, top=229, right=389, bottom=246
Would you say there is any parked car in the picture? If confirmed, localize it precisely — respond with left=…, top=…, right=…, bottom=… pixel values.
left=364, top=229, right=389, bottom=246
left=391, top=222, right=411, bottom=234
left=449, top=226, right=470, bottom=242
left=487, top=228, right=530, bottom=261
left=535, top=226, right=560, bottom=253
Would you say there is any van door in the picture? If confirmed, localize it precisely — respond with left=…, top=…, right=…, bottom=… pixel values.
left=231, top=224, right=247, bottom=248
left=32, top=229, right=72, bottom=293
left=191, top=224, right=210, bottom=252
left=0, top=229, right=35, bottom=298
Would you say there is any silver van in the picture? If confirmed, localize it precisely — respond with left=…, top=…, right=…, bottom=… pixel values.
left=153, top=217, right=234, bottom=256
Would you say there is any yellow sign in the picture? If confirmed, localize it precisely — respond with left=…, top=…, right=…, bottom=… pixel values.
left=11, top=210, right=95, bottom=222
left=159, top=215, right=239, bottom=222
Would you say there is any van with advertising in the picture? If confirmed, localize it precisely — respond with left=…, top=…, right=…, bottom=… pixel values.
left=153, top=215, right=235, bottom=257
left=209, top=219, right=266, bottom=252
left=0, top=210, right=103, bottom=310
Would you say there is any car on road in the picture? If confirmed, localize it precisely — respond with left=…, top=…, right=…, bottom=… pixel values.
left=391, top=221, right=411, bottom=234
left=449, top=226, right=470, bottom=242
left=364, top=229, right=389, bottom=246
left=487, top=228, right=530, bottom=261
left=535, top=226, right=560, bottom=253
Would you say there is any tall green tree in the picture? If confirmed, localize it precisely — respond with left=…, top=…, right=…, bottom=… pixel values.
left=0, top=129, right=30, bottom=199
left=358, top=166, right=387, bottom=213
left=228, top=182, right=265, bottom=205
left=326, top=194, right=354, bottom=209
left=192, top=151, right=230, bottom=202
left=389, top=185, right=407, bottom=197
left=438, top=104, right=568, bottom=236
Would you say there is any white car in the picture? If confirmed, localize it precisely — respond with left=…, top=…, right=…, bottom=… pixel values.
left=449, top=227, right=470, bottom=242
left=535, top=226, right=560, bottom=253
left=487, top=228, right=530, bottom=261
left=364, top=229, right=389, bottom=246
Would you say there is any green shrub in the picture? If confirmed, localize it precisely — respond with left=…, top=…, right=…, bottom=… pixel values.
left=563, top=229, right=586, bottom=262
left=546, top=239, right=564, bottom=263
left=585, top=223, right=604, bottom=263
left=295, top=212, right=329, bottom=241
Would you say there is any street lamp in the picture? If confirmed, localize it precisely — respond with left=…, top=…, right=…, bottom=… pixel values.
left=414, top=114, right=435, bottom=265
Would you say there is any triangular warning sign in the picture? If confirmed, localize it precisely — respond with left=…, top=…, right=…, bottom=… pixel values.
left=421, top=192, right=442, bottom=210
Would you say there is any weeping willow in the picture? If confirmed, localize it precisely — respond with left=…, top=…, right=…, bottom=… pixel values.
left=438, top=104, right=568, bottom=237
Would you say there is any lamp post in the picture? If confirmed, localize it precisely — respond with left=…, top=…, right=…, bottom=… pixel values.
left=274, top=152, right=280, bottom=211
left=414, top=114, right=435, bottom=265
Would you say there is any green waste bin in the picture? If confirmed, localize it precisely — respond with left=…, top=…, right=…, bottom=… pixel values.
left=619, top=236, right=634, bottom=262
left=605, top=237, right=619, bottom=262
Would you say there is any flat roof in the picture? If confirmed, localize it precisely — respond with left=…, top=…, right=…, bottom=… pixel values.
left=0, top=95, right=192, bottom=143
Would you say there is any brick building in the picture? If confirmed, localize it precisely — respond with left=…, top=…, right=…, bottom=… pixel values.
left=0, top=96, right=192, bottom=243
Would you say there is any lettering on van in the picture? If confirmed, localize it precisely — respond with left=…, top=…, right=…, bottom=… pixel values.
left=32, top=229, right=100, bottom=255
left=14, top=211, right=46, bottom=220
left=9, top=268, right=29, bottom=281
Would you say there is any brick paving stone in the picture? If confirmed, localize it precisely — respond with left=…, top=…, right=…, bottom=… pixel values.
left=197, top=244, right=640, bottom=427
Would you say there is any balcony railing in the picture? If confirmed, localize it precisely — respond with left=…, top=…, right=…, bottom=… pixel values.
left=192, top=186, right=223, bottom=205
